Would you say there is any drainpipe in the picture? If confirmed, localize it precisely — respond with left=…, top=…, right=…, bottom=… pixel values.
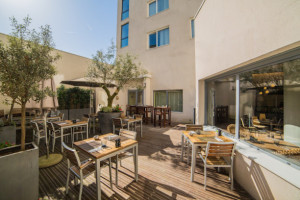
left=235, top=74, right=240, bottom=139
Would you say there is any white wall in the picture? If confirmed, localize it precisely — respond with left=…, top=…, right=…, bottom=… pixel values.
left=116, top=0, right=203, bottom=122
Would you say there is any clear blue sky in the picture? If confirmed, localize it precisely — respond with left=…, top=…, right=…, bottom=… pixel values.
left=0, top=0, right=117, bottom=58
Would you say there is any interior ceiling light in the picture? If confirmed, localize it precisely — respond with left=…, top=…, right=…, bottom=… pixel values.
left=271, top=83, right=276, bottom=87
left=265, top=90, right=270, bottom=94
left=259, top=91, right=263, bottom=95
left=264, top=86, right=267, bottom=90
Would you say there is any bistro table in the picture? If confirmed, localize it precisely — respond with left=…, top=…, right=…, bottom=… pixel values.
left=181, top=130, right=233, bottom=181
left=74, top=133, right=138, bottom=200
left=123, top=117, right=143, bottom=137
left=53, top=120, right=89, bottom=152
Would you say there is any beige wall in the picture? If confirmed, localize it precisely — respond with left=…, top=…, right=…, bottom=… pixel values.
left=116, top=0, right=203, bottom=122
left=194, top=0, right=300, bottom=198
left=0, top=33, right=94, bottom=114
left=195, top=0, right=300, bottom=124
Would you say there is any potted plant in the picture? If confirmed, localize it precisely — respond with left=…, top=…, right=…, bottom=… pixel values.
left=0, top=16, right=59, bottom=200
left=87, top=44, right=147, bottom=134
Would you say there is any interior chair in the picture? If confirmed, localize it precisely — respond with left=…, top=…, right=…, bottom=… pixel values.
left=111, top=129, right=137, bottom=186
left=184, top=124, right=204, bottom=165
left=198, top=142, right=236, bottom=190
left=274, top=119, right=283, bottom=139
left=153, top=107, right=163, bottom=127
left=112, top=118, right=127, bottom=134
left=259, top=113, right=267, bottom=121
left=240, top=117, right=257, bottom=133
left=252, top=116, right=267, bottom=130
left=31, top=121, right=46, bottom=146
left=72, top=117, right=89, bottom=145
left=62, top=142, right=112, bottom=200
left=144, top=106, right=153, bottom=124
left=47, top=122, right=71, bottom=152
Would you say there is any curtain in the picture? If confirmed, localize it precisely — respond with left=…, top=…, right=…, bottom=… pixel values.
left=158, top=0, right=169, bottom=12
left=149, top=1, right=156, bottom=16
left=158, top=28, right=169, bottom=47
left=154, top=91, right=167, bottom=107
left=168, top=90, right=183, bottom=112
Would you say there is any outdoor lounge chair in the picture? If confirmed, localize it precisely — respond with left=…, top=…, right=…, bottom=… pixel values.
left=112, top=118, right=127, bottom=134
left=111, top=129, right=137, bottom=186
left=31, top=121, right=46, bottom=146
left=47, top=121, right=71, bottom=152
left=198, top=142, right=236, bottom=190
left=63, top=142, right=112, bottom=200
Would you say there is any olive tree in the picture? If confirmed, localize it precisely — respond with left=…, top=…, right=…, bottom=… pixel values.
left=87, top=44, right=147, bottom=108
left=0, top=16, right=59, bottom=150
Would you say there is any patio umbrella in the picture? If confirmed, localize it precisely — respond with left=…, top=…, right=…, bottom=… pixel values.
left=27, top=78, right=63, bottom=168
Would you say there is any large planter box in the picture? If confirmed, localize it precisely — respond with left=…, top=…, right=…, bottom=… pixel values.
left=59, top=108, right=90, bottom=120
left=0, top=125, right=16, bottom=144
left=98, top=112, right=121, bottom=134
left=0, top=143, right=39, bottom=200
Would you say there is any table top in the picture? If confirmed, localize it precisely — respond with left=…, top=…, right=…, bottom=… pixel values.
left=123, top=118, right=142, bottom=122
left=53, top=120, right=88, bottom=127
left=182, top=131, right=233, bottom=144
left=74, top=133, right=138, bottom=159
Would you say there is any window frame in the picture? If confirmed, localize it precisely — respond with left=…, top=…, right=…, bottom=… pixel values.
left=121, top=23, right=129, bottom=48
left=121, top=0, right=129, bottom=20
left=148, top=0, right=169, bottom=17
left=148, top=27, right=169, bottom=49
left=153, top=89, right=183, bottom=112
left=128, top=89, right=144, bottom=105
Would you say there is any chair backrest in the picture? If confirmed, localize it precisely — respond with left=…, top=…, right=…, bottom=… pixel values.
left=47, top=122, right=55, bottom=132
left=112, top=118, right=122, bottom=128
left=240, top=118, right=246, bottom=128
left=133, top=114, right=143, bottom=120
left=259, top=113, right=266, bottom=121
left=185, top=124, right=203, bottom=131
left=59, top=112, right=64, bottom=121
left=31, top=121, right=39, bottom=132
left=206, top=142, right=235, bottom=158
left=82, top=116, right=89, bottom=123
left=120, top=129, right=137, bottom=140
left=62, top=142, right=81, bottom=167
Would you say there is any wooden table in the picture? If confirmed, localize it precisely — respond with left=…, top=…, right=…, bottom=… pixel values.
left=74, top=133, right=138, bottom=200
left=123, top=118, right=143, bottom=137
left=53, top=120, right=89, bottom=152
left=181, top=130, right=233, bottom=182
left=153, top=107, right=171, bottom=127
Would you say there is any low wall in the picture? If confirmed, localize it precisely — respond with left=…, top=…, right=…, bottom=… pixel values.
left=234, top=144, right=300, bottom=200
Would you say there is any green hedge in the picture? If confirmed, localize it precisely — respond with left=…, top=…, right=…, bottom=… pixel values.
left=57, top=85, right=91, bottom=109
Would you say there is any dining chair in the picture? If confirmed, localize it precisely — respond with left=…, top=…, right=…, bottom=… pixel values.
left=144, top=106, right=153, bottom=124
left=47, top=122, right=71, bottom=152
left=31, top=121, right=46, bottom=146
left=112, top=118, right=127, bottom=134
left=72, top=117, right=90, bottom=145
left=184, top=124, right=204, bottom=164
left=198, top=142, right=236, bottom=190
left=111, top=129, right=137, bottom=186
left=259, top=113, right=267, bottom=121
left=62, top=142, right=112, bottom=200
left=240, top=118, right=257, bottom=133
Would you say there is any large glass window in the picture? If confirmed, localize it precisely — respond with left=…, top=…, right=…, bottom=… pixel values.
left=121, top=23, right=129, bottom=48
left=128, top=90, right=143, bottom=105
left=154, top=90, right=183, bottom=112
left=121, top=0, right=129, bottom=20
left=239, top=59, right=300, bottom=166
left=149, top=28, right=169, bottom=48
left=206, top=58, right=300, bottom=166
left=149, top=0, right=169, bottom=17
left=206, top=76, right=236, bottom=134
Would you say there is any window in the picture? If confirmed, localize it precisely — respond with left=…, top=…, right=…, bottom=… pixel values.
left=154, top=90, right=183, bottom=112
left=128, top=90, right=143, bottom=105
left=205, top=58, right=300, bottom=167
left=149, top=28, right=169, bottom=48
left=121, top=23, right=129, bottom=48
left=191, top=19, right=195, bottom=38
left=149, top=0, right=169, bottom=17
left=121, top=0, right=129, bottom=20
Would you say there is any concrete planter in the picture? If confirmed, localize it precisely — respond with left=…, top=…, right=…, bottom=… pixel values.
left=98, top=112, right=121, bottom=134
left=0, top=125, right=16, bottom=144
left=0, top=143, right=39, bottom=200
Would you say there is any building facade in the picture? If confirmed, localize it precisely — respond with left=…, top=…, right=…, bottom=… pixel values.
left=194, top=0, right=300, bottom=199
left=116, top=0, right=203, bottom=122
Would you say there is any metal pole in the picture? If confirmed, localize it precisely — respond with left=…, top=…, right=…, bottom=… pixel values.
left=235, top=74, right=240, bottom=139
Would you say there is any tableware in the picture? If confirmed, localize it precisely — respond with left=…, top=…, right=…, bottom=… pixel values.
left=94, top=135, right=100, bottom=140
left=189, top=131, right=196, bottom=136
left=101, top=138, right=107, bottom=147
left=115, top=138, right=121, bottom=147
left=72, top=119, right=77, bottom=124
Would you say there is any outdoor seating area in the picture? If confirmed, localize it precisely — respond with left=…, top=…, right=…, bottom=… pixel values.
left=37, top=124, right=251, bottom=200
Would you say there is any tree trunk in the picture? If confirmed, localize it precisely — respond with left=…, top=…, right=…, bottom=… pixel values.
left=107, top=96, right=113, bottom=107
left=8, top=98, right=15, bottom=123
left=21, top=103, right=26, bottom=151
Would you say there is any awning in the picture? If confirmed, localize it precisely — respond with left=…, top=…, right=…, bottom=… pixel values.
left=61, top=77, right=115, bottom=88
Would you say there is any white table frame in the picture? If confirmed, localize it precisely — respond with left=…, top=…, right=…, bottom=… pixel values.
left=181, top=133, right=205, bottom=182
left=55, top=121, right=89, bottom=152
left=75, top=141, right=138, bottom=200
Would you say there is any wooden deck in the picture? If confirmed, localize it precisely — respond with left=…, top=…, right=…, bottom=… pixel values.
left=38, top=125, right=252, bottom=200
